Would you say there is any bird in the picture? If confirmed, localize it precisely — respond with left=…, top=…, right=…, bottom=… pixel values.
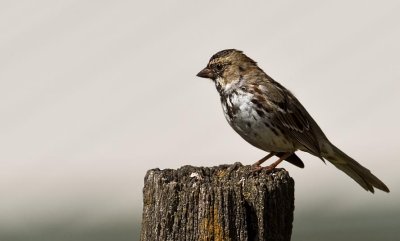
left=196, top=49, right=389, bottom=193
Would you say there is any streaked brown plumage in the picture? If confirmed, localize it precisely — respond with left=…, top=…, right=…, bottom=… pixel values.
left=197, top=49, right=389, bottom=193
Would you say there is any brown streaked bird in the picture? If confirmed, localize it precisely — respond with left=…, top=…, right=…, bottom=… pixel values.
left=197, top=49, right=389, bottom=193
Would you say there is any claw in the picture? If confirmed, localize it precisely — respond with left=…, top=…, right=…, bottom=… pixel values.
left=251, top=165, right=263, bottom=172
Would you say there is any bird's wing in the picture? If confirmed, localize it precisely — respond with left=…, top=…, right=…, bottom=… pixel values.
left=260, top=82, right=323, bottom=157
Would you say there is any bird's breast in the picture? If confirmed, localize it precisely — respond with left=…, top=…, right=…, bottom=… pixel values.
left=221, top=90, right=296, bottom=152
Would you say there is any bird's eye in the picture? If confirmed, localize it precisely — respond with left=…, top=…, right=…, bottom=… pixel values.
left=215, top=64, right=223, bottom=71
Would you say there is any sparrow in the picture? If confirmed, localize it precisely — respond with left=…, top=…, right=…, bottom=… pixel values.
left=197, top=49, right=389, bottom=193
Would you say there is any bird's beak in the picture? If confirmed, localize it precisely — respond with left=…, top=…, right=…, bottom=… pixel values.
left=196, top=67, right=214, bottom=79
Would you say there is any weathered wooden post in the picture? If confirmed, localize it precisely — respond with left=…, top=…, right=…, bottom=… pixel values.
left=141, top=162, right=295, bottom=241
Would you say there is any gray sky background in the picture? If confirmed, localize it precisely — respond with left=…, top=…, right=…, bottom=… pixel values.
left=1, top=1, right=399, bottom=240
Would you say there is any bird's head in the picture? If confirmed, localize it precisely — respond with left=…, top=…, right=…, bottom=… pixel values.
left=197, top=49, right=259, bottom=91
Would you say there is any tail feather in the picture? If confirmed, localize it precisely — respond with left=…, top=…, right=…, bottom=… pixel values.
left=276, top=152, right=305, bottom=168
left=322, top=142, right=389, bottom=193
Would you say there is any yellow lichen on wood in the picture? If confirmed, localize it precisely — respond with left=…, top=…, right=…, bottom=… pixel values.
left=215, top=169, right=227, bottom=179
left=199, top=206, right=226, bottom=241
left=213, top=206, right=225, bottom=241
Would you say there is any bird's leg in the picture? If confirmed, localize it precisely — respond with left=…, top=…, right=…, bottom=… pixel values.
left=264, top=152, right=293, bottom=171
left=252, top=152, right=276, bottom=171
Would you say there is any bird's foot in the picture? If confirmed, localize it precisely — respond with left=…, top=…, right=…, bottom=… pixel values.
left=263, top=165, right=276, bottom=172
left=251, top=164, right=263, bottom=172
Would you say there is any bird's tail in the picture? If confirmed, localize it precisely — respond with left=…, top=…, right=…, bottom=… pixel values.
left=276, top=152, right=305, bottom=168
left=321, top=141, right=389, bottom=193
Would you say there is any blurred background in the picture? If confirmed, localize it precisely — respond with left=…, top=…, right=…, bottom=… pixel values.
left=1, top=1, right=399, bottom=240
